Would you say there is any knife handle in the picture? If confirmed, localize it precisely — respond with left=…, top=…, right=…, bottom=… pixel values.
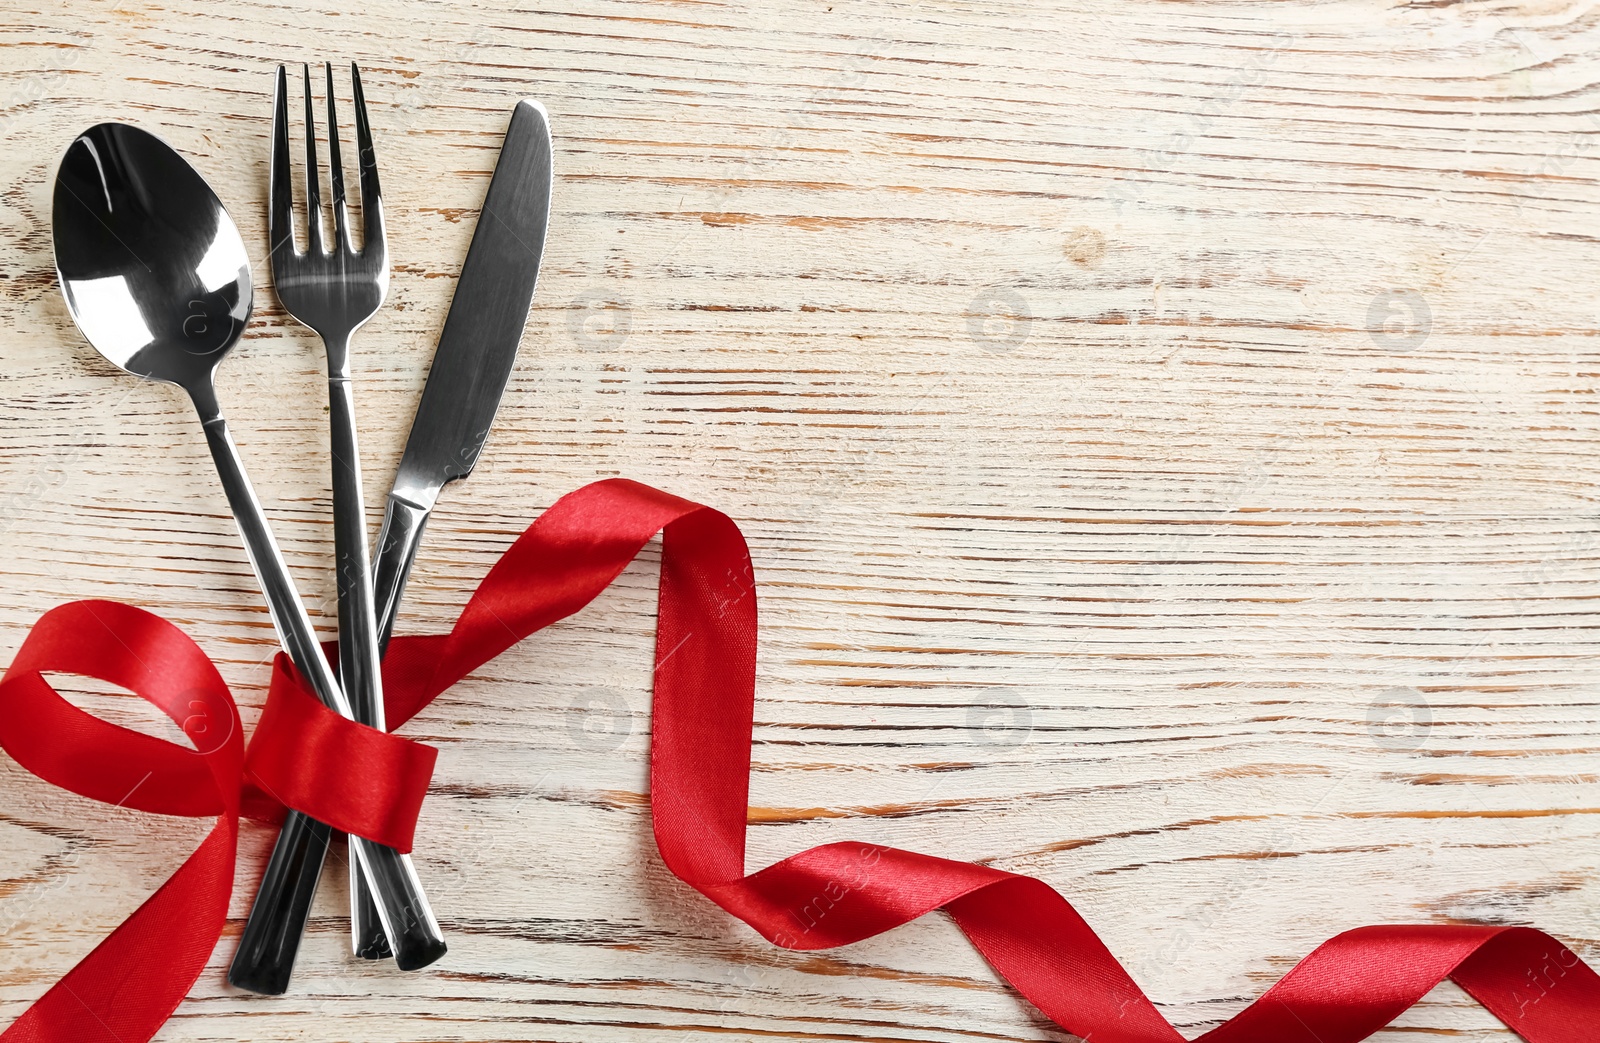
left=351, top=491, right=434, bottom=958
left=374, top=492, right=432, bottom=654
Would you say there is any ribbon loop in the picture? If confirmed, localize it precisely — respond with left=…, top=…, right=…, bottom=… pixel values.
left=0, top=600, right=238, bottom=818
left=0, top=599, right=241, bottom=1043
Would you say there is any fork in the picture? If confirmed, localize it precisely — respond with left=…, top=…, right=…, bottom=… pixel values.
left=227, top=62, right=445, bottom=994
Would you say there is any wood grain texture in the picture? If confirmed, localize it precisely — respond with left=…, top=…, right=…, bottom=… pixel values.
left=3, top=0, right=1599, bottom=1039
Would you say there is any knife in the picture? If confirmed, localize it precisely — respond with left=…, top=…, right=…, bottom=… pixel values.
left=352, top=98, right=554, bottom=958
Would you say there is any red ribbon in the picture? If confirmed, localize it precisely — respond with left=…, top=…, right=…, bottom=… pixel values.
left=0, top=601, right=240, bottom=1043
left=2, top=478, right=1596, bottom=1042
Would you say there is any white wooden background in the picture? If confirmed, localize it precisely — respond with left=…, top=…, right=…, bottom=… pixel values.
left=2, top=1, right=1599, bottom=1040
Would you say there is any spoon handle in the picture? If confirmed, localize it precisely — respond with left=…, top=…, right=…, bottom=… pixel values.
left=198, top=411, right=350, bottom=711
left=189, top=404, right=445, bottom=987
left=229, top=810, right=332, bottom=994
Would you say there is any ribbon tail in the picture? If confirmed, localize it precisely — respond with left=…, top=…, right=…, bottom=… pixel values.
left=1, top=821, right=235, bottom=1043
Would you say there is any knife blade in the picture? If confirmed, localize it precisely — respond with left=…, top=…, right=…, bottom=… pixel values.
left=353, top=98, right=553, bottom=959
left=372, top=97, right=552, bottom=646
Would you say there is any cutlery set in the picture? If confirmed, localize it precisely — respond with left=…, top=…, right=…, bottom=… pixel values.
left=51, top=64, right=553, bottom=993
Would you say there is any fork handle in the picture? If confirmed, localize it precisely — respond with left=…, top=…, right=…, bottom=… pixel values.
left=328, top=371, right=447, bottom=968
left=328, top=375, right=388, bottom=744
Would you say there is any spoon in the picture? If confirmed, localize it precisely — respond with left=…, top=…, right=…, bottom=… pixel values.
left=51, top=123, right=440, bottom=985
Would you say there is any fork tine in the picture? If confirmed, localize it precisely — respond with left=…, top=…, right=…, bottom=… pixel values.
left=324, top=62, right=351, bottom=253
left=270, top=65, right=296, bottom=260
left=301, top=63, right=324, bottom=254
left=350, top=62, right=385, bottom=258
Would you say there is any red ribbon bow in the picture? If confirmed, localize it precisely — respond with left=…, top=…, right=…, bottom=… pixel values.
left=2, top=478, right=1597, bottom=1042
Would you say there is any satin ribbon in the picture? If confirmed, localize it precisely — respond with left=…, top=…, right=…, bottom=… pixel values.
left=2, top=478, right=1596, bottom=1042
left=0, top=600, right=240, bottom=1043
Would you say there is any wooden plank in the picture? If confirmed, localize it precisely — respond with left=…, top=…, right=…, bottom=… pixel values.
left=2, top=2, right=1598, bottom=1039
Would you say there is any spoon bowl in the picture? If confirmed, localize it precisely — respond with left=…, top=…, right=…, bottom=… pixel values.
left=52, top=122, right=251, bottom=390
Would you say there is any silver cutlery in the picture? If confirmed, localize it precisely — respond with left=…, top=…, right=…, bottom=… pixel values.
left=354, top=97, right=553, bottom=958
left=227, top=63, right=446, bottom=992
left=48, top=123, right=413, bottom=994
